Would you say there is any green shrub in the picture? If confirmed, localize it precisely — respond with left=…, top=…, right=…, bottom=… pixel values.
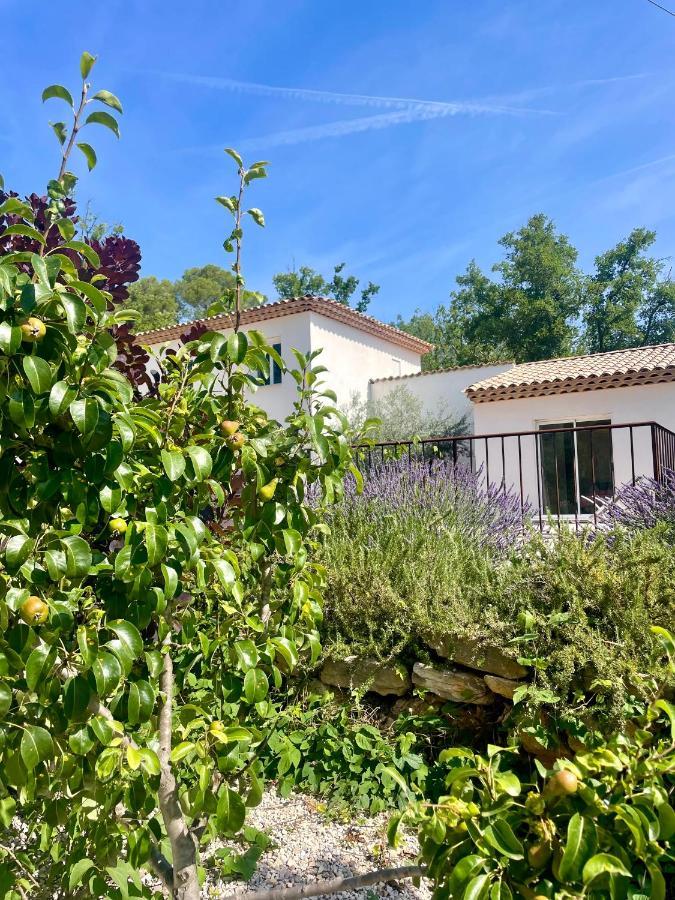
left=0, top=58, right=355, bottom=898
left=259, top=697, right=429, bottom=815
left=321, top=458, right=522, bottom=664
left=394, top=628, right=675, bottom=900
left=322, top=483, right=675, bottom=728
left=499, top=527, right=675, bottom=729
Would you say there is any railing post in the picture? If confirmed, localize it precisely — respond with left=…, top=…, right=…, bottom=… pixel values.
left=517, top=434, right=525, bottom=536
left=589, top=427, right=597, bottom=527
left=651, top=423, right=660, bottom=482
left=352, top=420, right=675, bottom=536
left=534, top=432, right=543, bottom=532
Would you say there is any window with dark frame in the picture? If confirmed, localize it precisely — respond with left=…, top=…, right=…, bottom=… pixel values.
left=538, top=419, right=614, bottom=516
left=259, top=342, right=282, bottom=385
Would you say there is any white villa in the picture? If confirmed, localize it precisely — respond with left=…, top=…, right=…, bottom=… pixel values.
left=140, top=295, right=434, bottom=423
left=138, top=298, right=675, bottom=522
left=466, top=345, right=675, bottom=520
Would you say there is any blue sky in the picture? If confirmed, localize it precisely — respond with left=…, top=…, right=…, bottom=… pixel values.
left=2, top=0, right=675, bottom=324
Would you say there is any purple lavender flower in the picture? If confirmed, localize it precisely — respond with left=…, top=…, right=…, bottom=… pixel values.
left=598, top=468, right=675, bottom=534
left=335, top=456, right=529, bottom=555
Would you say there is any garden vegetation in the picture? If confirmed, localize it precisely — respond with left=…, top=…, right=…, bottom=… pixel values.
left=0, top=52, right=673, bottom=900
left=0, top=55, right=356, bottom=899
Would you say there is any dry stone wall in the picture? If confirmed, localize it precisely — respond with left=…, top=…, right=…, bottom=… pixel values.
left=318, top=637, right=530, bottom=709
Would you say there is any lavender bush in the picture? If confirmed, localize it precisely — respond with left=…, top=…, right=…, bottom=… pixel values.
left=343, top=457, right=528, bottom=554
left=320, top=459, right=674, bottom=726
left=320, top=458, right=530, bottom=661
left=598, top=468, right=675, bottom=537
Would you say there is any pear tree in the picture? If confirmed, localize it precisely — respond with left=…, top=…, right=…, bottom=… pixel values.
left=0, top=54, right=355, bottom=899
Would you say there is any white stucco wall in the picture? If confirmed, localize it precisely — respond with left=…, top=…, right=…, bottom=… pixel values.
left=370, top=363, right=515, bottom=430
left=308, top=311, right=422, bottom=410
left=470, top=382, right=675, bottom=510
left=144, top=313, right=311, bottom=423
left=144, top=309, right=424, bottom=423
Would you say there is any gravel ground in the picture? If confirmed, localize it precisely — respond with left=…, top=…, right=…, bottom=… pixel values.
left=9, top=790, right=430, bottom=899
left=202, top=791, right=432, bottom=900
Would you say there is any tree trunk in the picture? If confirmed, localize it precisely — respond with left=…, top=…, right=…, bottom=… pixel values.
left=158, top=643, right=200, bottom=899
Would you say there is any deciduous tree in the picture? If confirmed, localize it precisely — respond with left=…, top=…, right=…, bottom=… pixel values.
left=454, top=215, right=581, bottom=363
left=175, top=264, right=265, bottom=321
left=124, top=276, right=179, bottom=331
left=273, top=263, right=379, bottom=313
left=582, top=227, right=675, bottom=352
left=0, top=56, right=354, bottom=900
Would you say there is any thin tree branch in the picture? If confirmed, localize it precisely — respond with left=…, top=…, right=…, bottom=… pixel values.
left=0, top=842, right=41, bottom=889
left=233, top=168, right=245, bottom=333
left=148, top=842, right=175, bottom=895
left=113, top=805, right=174, bottom=893
left=58, top=81, right=89, bottom=182
left=219, top=865, right=427, bottom=900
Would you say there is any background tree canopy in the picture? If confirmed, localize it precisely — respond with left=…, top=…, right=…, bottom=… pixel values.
left=126, top=276, right=178, bottom=331
left=123, top=218, right=673, bottom=357
left=175, top=264, right=266, bottom=320
left=397, top=214, right=675, bottom=370
left=273, top=262, right=380, bottom=313
left=120, top=264, right=266, bottom=331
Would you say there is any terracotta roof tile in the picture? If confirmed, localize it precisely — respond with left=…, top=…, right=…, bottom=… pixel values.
left=466, top=343, right=675, bottom=402
left=136, top=295, right=433, bottom=355
left=370, top=361, right=514, bottom=384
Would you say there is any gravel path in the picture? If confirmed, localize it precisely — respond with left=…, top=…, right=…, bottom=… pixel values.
left=203, top=791, right=432, bottom=900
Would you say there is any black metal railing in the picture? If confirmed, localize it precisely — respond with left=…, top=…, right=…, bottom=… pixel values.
left=354, top=421, right=675, bottom=532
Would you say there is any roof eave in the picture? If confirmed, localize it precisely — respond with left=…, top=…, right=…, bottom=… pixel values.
left=135, top=295, right=433, bottom=356
left=467, top=367, right=675, bottom=403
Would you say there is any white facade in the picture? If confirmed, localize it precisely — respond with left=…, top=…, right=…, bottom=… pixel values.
left=470, top=381, right=675, bottom=514
left=141, top=299, right=430, bottom=424
left=310, top=311, right=421, bottom=410
left=370, top=363, right=514, bottom=431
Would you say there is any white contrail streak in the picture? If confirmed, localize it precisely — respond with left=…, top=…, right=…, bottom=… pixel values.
left=161, top=71, right=556, bottom=117
left=236, top=106, right=509, bottom=150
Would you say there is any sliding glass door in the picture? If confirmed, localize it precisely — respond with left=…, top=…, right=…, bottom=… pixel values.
left=538, top=420, right=614, bottom=516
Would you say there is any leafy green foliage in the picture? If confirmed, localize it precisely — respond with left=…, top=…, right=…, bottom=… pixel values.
left=582, top=227, right=675, bottom=353
left=174, top=264, right=266, bottom=322
left=343, top=383, right=468, bottom=442
left=273, top=262, right=380, bottom=313
left=211, top=825, right=273, bottom=882
left=260, top=697, right=427, bottom=814
left=322, top=489, right=674, bottom=731
left=0, top=59, right=356, bottom=898
left=396, top=630, right=675, bottom=899
left=397, top=215, right=675, bottom=370
left=399, top=215, right=580, bottom=366
left=123, top=276, right=179, bottom=331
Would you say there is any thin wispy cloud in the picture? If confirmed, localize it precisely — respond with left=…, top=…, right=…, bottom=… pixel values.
left=596, top=151, right=675, bottom=182
left=491, top=72, right=649, bottom=106
left=237, top=105, right=538, bottom=151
